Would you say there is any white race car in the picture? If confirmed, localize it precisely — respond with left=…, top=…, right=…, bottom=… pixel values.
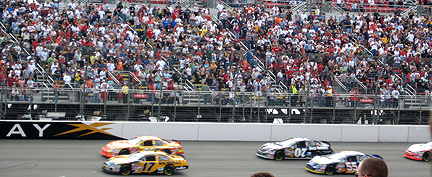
left=256, top=137, right=333, bottom=161
left=403, top=142, right=432, bottom=161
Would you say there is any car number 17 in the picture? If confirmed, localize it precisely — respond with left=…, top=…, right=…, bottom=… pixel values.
left=142, top=162, right=156, bottom=172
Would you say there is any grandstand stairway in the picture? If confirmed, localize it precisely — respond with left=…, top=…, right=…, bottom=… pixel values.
left=39, top=90, right=70, bottom=102
left=403, top=95, right=431, bottom=109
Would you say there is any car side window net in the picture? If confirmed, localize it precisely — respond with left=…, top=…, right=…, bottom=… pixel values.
left=347, top=156, right=357, bottom=162
left=158, top=155, right=170, bottom=161
left=146, top=155, right=156, bottom=161
left=154, top=140, right=164, bottom=146
left=143, top=141, right=153, bottom=146
left=298, top=141, right=306, bottom=148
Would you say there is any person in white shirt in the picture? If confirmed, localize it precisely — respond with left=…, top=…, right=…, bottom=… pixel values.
left=107, top=60, right=116, bottom=71
left=63, top=73, right=72, bottom=85
left=156, top=59, right=166, bottom=70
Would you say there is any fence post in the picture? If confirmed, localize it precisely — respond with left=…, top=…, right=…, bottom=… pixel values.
left=250, top=93, right=253, bottom=122
left=218, top=93, right=222, bottom=122
left=288, top=95, right=291, bottom=123
left=173, top=91, right=177, bottom=121
left=419, top=96, right=422, bottom=124
left=197, top=91, right=201, bottom=122
left=396, top=97, right=400, bottom=124
left=127, top=89, right=131, bottom=121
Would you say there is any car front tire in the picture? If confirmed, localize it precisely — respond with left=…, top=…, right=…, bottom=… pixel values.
left=325, top=164, right=335, bottom=175
left=164, top=164, right=175, bottom=176
left=274, top=150, right=285, bottom=161
left=423, top=151, right=431, bottom=162
left=120, top=164, right=132, bottom=176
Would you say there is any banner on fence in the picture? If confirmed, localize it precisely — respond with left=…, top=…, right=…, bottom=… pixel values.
left=0, top=121, right=122, bottom=139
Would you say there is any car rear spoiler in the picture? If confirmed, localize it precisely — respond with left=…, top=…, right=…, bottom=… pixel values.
left=172, top=139, right=181, bottom=144
left=321, top=141, right=331, bottom=146
left=371, top=154, right=383, bottom=160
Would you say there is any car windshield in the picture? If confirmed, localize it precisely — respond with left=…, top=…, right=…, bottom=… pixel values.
left=275, top=139, right=296, bottom=147
left=327, top=153, right=347, bottom=161
left=127, top=137, right=143, bottom=145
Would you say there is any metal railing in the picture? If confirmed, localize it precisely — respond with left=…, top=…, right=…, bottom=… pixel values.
left=0, top=87, right=430, bottom=124
left=333, top=75, right=347, bottom=92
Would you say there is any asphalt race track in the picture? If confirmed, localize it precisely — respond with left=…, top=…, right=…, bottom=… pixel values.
left=0, top=140, right=430, bottom=177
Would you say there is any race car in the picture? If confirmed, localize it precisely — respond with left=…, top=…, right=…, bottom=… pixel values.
left=256, top=137, right=333, bottom=161
left=403, top=142, right=432, bottom=161
left=101, top=136, right=184, bottom=158
left=306, top=151, right=383, bottom=175
left=102, top=151, right=188, bottom=176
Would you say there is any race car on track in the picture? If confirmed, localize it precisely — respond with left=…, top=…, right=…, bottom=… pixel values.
left=403, top=142, right=432, bottom=161
left=102, top=151, right=188, bottom=176
left=256, top=137, right=333, bottom=161
left=101, top=136, right=184, bottom=158
left=306, top=151, right=383, bottom=175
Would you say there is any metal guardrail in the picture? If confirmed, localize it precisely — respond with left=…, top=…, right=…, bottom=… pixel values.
left=108, top=71, right=120, bottom=86
left=129, top=71, right=141, bottom=85
left=290, top=1, right=308, bottom=12
left=401, top=5, right=417, bottom=16
left=0, top=87, right=430, bottom=124
left=352, top=77, right=367, bottom=93
left=333, top=76, right=347, bottom=92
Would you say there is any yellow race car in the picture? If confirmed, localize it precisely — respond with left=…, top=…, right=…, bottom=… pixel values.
left=102, top=151, right=188, bottom=175
left=101, top=136, right=184, bottom=158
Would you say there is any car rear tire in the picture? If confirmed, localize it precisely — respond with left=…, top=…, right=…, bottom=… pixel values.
left=164, top=164, right=175, bottom=176
left=325, top=165, right=335, bottom=175
left=423, top=151, right=431, bottom=162
left=274, top=150, right=285, bottom=161
left=120, top=164, right=132, bottom=176
left=119, top=149, right=130, bottom=155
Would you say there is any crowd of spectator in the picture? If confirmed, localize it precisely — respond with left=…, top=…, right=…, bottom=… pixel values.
left=0, top=0, right=431, bottom=107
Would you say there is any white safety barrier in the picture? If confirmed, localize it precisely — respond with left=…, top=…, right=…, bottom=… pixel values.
left=0, top=120, right=429, bottom=142
left=120, top=123, right=430, bottom=142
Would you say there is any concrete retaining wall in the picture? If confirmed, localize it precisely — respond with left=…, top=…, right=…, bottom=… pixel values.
left=0, top=121, right=429, bottom=142
left=119, top=123, right=430, bottom=142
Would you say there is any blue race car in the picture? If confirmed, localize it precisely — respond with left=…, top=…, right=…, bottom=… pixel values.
left=306, top=151, right=383, bottom=175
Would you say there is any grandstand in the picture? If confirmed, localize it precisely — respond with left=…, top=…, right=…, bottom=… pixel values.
left=0, top=0, right=431, bottom=124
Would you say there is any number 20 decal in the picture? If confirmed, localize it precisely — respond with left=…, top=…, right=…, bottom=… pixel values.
left=346, top=162, right=357, bottom=172
left=294, top=148, right=307, bottom=157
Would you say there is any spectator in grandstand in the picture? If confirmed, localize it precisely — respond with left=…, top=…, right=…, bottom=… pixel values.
left=201, top=83, right=211, bottom=104
left=2, top=0, right=432, bottom=107
left=356, top=157, right=388, bottom=177
left=166, top=88, right=180, bottom=104
left=52, top=80, right=59, bottom=102
left=92, top=83, right=100, bottom=103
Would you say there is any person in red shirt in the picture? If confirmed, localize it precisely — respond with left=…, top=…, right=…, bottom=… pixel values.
left=6, top=74, right=16, bottom=87
left=32, top=40, right=40, bottom=51
left=317, top=62, right=324, bottom=72
left=146, top=29, right=154, bottom=39
left=149, top=83, right=156, bottom=104
left=168, top=80, right=175, bottom=90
